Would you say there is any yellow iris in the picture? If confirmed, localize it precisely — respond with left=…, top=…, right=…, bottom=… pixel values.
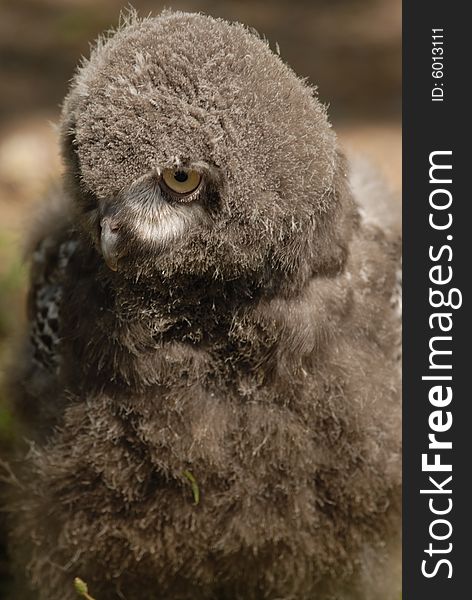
left=161, top=168, right=202, bottom=196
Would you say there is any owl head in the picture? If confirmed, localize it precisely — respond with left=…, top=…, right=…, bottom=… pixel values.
left=61, top=10, right=355, bottom=292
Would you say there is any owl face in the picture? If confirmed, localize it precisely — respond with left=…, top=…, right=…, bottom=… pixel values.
left=62, top=11, right=346, bottom=286
left=85, top=164, right=219, bottom=272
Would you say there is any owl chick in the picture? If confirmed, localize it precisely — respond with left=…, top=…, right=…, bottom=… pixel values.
left=6, top=10, right=401, bottom=600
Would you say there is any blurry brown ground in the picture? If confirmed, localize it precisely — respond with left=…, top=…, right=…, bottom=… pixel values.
left=0, top=0, right=401, bottom=464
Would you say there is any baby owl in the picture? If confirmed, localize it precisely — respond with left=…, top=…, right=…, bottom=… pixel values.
left=6, top=10, right=401, bottom=600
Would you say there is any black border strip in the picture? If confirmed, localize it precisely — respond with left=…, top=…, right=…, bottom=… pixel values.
left=403, top=3, right=469, bottom=598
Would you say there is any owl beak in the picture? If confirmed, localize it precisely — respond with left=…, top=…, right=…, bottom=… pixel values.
left=100, top=217, right=121, bottom=271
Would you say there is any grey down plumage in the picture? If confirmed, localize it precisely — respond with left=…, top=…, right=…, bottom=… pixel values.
left=5, top=10, right=401, bottom=600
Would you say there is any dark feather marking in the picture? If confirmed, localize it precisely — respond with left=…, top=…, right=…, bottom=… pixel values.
left=29, top=239, right=78, bottom=371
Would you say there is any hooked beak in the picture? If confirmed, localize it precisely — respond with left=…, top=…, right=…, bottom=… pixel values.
left=100, top=217, right=121, bottom=271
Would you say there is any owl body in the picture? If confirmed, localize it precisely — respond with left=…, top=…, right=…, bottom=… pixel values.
left=7, top=11, right=401, bottom=600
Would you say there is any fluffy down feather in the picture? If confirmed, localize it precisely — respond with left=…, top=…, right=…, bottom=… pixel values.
left=5, top=10, right=401, bottom=600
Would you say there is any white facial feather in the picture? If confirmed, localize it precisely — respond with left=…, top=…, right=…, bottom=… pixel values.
left=125, top=177, right=208, bottom=246
left=133, top=203, right=205, bottom=245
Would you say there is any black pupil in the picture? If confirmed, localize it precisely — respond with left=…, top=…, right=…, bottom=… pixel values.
left=174, top=170, right=188, bottom=183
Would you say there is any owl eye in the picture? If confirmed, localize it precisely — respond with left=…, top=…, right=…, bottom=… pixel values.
left=160, top=168, right=202, bottom=200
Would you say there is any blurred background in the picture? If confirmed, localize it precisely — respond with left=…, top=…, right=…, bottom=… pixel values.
left=0, top=0, right=400, bottom=587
